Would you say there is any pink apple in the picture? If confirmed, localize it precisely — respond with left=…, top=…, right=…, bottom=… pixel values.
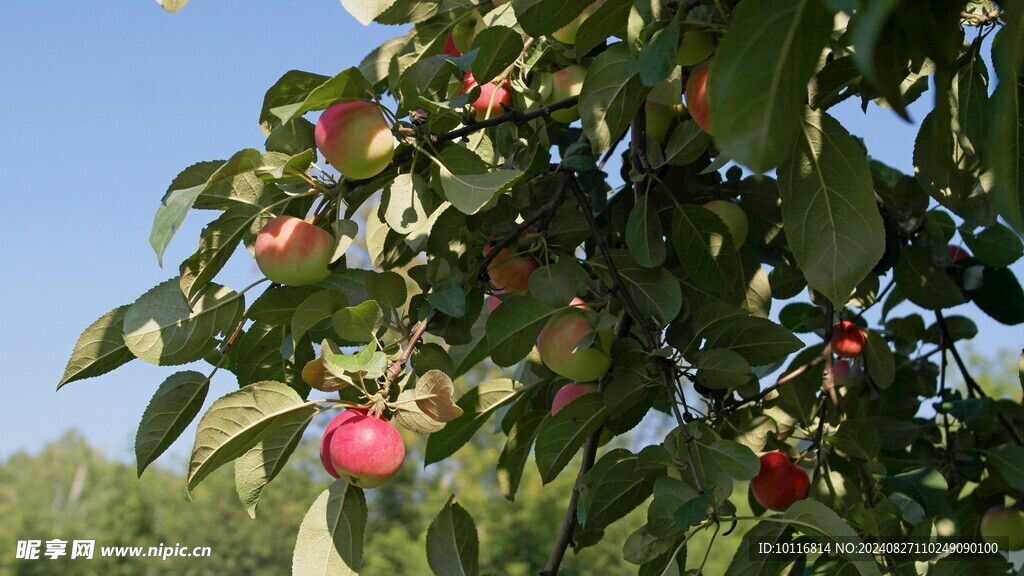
left=536, top=298, right=613, bottom=382
left=254, top=216, right=334, bottom=286
left=685, top=60, right=712, bottom=134
left=463, top=72, right=512, bottom=121
left=323, top=409, right=405, bottom=489
left=484, top=245, right=537, bottom=293
left=540, top=64, right=587, bottom=123
left=551, top=383, right=597, bottom=415
left=315, top=101, right=395, bottom=180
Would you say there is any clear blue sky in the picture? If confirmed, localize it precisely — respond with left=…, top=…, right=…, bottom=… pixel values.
left=0, top=2, right=1020, bottom=465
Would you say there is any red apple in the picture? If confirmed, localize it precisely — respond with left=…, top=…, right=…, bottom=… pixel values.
left=551, top=383, right=597, bottom=415
left=831, top=321, right=866, bottom=358
left=750, top=451, right=810, bottom=512
left=486, top=295, right=504, bottom=313
left=980, top=505, right=1024, bottom=551
left=537, top=298, right=613, bottom=382
left=703, top=200, right=748, bottom=249
left=948, top=245, right=970, bottom=263
left=685, top=60, right=712, bottom=134
left=323, top=409, right=405, bottom=488
left=484, top=245, right=537, bottom=293
left=315, top=101, right=395, bottom=180
left=442, top=33, right=461, bottom=57
left=254, top=216, right=334, bottom=286
left=832, top=359, right=851, bottom=384
left=463, top=72, right=512, bottom=121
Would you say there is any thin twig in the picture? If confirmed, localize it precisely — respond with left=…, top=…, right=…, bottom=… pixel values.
left=432, top=96, right=581, bottom=145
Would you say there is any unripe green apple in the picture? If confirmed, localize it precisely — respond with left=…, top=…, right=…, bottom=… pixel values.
left=452, top=11, right=484, bottom=54
left=675, top=30, right=714, bottom=66
left=537, top=298, right=613, bottom=382
left=831, top=321, right=865, bottom=358
left=645, top=100, right=682, bottom=145
left=980, top=506, right=1024, bottom=551
left=323, top=409, right=405, bottom=488
left=551, top=383, right=597, bottom=415
left=542, top=64, right=587, bottom=123
left=315, top=101, right=395, bottom=180
left=254, top=216, right=334, bottom=286
left=750, top=451, right=810, bottom=512
left=703, top=200, right=748, bottom=249
left=463, top=72, right=512, bottom=121
left=551, top=0, right=602, bottom=45
left=484, top=245, right=537, bottom=293
left=685, top=59, right=712, bottom=134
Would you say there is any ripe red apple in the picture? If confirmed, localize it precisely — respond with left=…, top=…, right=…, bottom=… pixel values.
left=254, top=216, right=334, bottom=286
left=321, top=409, right=405, bottom=488
left=484, top=245, right=537, bottom=293
left=832, top=359, right=851, bottom=384
left=948, top=245, right=970, bottom=263
left=675, top=30, right=714, bottom=66
left=537, top=298, right=613, bottom=382
left=980, top=505, right=1024, bottom=551
left=540, top=64, right=587, bottom=123
left=551, top=383, right=597, bottom=415
left=831, top=321, right=866, bottom=358
left=315, top=101, right=395, bottom=180
left=463, top=72, right=512, bottom=121
left=750, top=451, right=810, bottom=512
left=685, top=60, right=712, bottom=134
left=703, top=200, right=748, bottom=249
left=442, top=33, right=461, bottom=57
left=486, top=295, right=504, bottom=313
left=551, top=0, right=603, bottom=44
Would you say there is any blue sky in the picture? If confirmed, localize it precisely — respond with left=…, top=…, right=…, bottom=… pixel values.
left=0, top=1, right=1020, bottom=465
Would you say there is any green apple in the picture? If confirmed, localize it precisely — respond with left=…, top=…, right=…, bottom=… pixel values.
left=980, top=506, right=1024, bottom=551
left=254, top=216, right=334, bottom=286
left=315, top=100, right=395, bottom=180
left=675, top=30, right=714, bottom=66
left=703, top=200, right=748, bottom=249
left=551, top=0, right=603, bottom=45
left=541, top=64, right=587, bottom=123
left=645, top=100, right=682, bottom=144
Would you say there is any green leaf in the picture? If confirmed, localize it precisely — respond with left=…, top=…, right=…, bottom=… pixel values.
left=696, top=439, right=759, bottom=481
left=512, top=0, right=594, bottom=39
left=265, top=118, right=316, bottom=155
left=187, top=381, right=319, bottom=491
left=292, top=290, right=349, bottom=350
left=623, top=526, right=676, bottom=565
left=527, top=258, right=592, bottom=308
left=123, top=279, right=244, bottom=366
left=330, top=219, right=359, bottom=263
left=661, top=120, right=710, bottom=167
left=695, top=349, right=753, bottom=390
left=179, top=205, right=261, bottom=302
left=484, top=294, right=556, bottom=366
left=671, top=205, right=739, bottom=293
left=426, top=279, right=467, bottom=318
left=578, top=447, right=665, bottom=528
left=332, top=300, right=383, bottom=343
left=912, top=111, right=980, bottom=220
left=471, top=26, right=523, bottom=84
left=892, top=246, right=965, bottom=310
left=58, top=305, right=135, bottom=388
left=149, top=161, right=223, bottom=266
left=672, top=490, right=714, bottom=528
left=986, top=444, right=1024, bottom=493
left=326, top=343, right=388, bottom=380
left=426, top=496, right=480, bottom=576
left=626, top=192, right=666, bottom=267
left=269, top=68, right=374, bottom=125
left=961, top=223, right=1023, bottom=267
left=965, top=265, right=1024, bottom=325
left=438, top=153, right=523, bottom=215
left=383, top=173, right=432, bottom=235
left=723, top=521, right=793, bottom=576
left=574, top=0, right=631, bottom=57
left=707, top=0, right=832, bottom=171
left=637, top=18, right=679, bottom=88
left=922, top=315, right=977, bottom=345
left=782, top=500, right=882, bottom=576
left=862, top=329, right=895, bottom=389
left=260, top=70, right=331, bottom=132
left=535, top=393, right=607, bottom=483
left=592, top=250, right=682, bottom=326
left=365, top=270, right=408, bottom=310
left=135, top=370, right=210, bottom=477
left=249, top=286, right=319, bottom=325
left=292, top=481, right=366, bottom=576
left=497, top=400, right=548, bottom=501
left=989, top=17, right=1024, bottom=234
left=693, top=307, right=803, bottom=367
left=828, top=419, right=880, bottom=460
left=580, top=43, right=651, bottom=154
left=233, top=323, right=310, bottom=391
left=877, top=468, right=948, bottom=518
left=414, top=370, right=464, bottom=423
left=425, top=379, right=519, bottom=465
left=234, top=398, right=319, bottom=518
left=777, top=109, right=885, bottom=307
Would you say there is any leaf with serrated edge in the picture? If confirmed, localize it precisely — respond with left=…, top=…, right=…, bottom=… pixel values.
left=393, top=389, right=446, bottom=433
left=580, top=43, right=651, bottom=153
left=415, top=370, right=464, bottom=422
left=425, top=379, right=519, bottom=465
left=485, top=294, right=556, bottom=367
left=187, top=381, right=318, bottom=491
left=292, top=481, right=366, bottom=576
left=535, top=393, right=607, bottom=483
left=782, top=500, right=881, bottom=576
left=292, top=290, right=348, bottom=350
left=426, top=496, right=480, bottom=576
left=59, top=305, right=135, bottom=388
left=136, top=371, right=210, bottom=476
left=180, top=205, right=261, bottom=302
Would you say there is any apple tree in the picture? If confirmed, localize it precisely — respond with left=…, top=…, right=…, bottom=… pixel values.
left=60, top=0, right=1024, bottom=573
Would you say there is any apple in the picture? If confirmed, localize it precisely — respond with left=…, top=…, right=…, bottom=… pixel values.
left=315, top=101, right=395, bottom=180
left=537, top=298, right=614, bottom=382
left=463, top=72, right=512, bottom=121
left=685, top=59, right=712, bottom=134
left=321, top=409, right=405, bottom=488
left=452, top=11, right=484, bottom=54
left=675, top=30, right=714, bottom=66
left=486, top=295, right=504, bottom=313
left=254, top=216, right=334, bottom=286
left=831, top=321, right=866, bottom=358
left=832, top=359, right=851, bottom=384
left=551, top=0, right=603, bottom=45
left=442, top=33, right=461, bottom=57
left=750, top=451, right=810, bottom=512
left=980, top=505, right=1024, bottom=551
left=551, top=383, right=597, bottom=415
left=948, top=245, right=970, bottom=263
left=484, top=245, right=537, bottom=293
left=645, top=100, right=682, bottom=145
left=541, top=64, right=587, bottom=123
left=703, top=200, right=748, bottom=249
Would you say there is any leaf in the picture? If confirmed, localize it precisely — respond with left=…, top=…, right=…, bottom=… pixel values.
left=497, top=401, right=548, bottom=501
left=986, top=444, right=1024, bottom=493
left=426, top=496, right=480, bottom=576
left=697, top=439, right=759, bottom=481
left=393, top=389, right=447, bottom=434
left=248, top=286, right=319, bottom=325
left=157, top=0, right=189, bottom=13
left=961, top=223, right=1023, bottom=267
left=724, top=521, right=793, bottom=576
left=695, top=349, right=753, bottom=390
left=234, top=399, right=319, bottom=518
left=415, top=370, right=464, bottom=422
left=187, top=381, right=319, bottom=491
left=671, top=205, right=739, bottom=293
left=383, top=173, right=431, bottom=235
left=365, top=270, right=408, bottom=310
left=965, top=265, right=1024, bottom=325
left=637, top=18, right=679, bottom=88
left=626, top=192, right=666, bottom=267
left=149, top=161, right=223, bottom=266
left=233, top=323, right=310, bottom=391
left=292, top=481, right=366, bottom=576
left=693, top=307, right=804, bottom=367
left=292, top=290, right=349, bottom=350
left=892, top=246, right=965, bottom=310
left=578, top=447, right=664, bottom=528
left=777, top=109, right=885, bottom=307
left=661, top=121, right=710, bottom=167
left=437, top=148, right=523, bottom=215
left=862, top=329, right=895, bottom=389
left=332, top=300, right=383, bottom=343
left=782, top=500, right=882, bottom=576
left=425, top=379, right=519, bottom=465
left=512, top=0, right=594, bottom=39
left=135, top=371, right=210, bottom=477
left=535, top=393, right=607, bottom=483
left=989, top=16, right=1024, bottom=234
left=912, top=111, right=980, bottom=220
left=580, top=43, right=651, bottom=154
left=269, top=67, right=374, bottom=125
left=58, top=305, right=135, bottom=388
left=591, top=250, right=682, bottom=326
left=827, top=419, right=880, bottom=460
left=575, top=0, right=631, bottom=57
left=179, top=205, right=261, bottom=302
left=470, top=26, right=523, bottom=84
left=123, top=279, right=244, bottom=366
left=484, top=294, right=556, bottom=367
left=527, top=258, right=592, bottom=308
left=330, top=219, right=359, bottom=263
left=707, top=0, right=832, bottom=171
left=672, top=491, right=714, bottom=528
left=260, top=70, right=331, bottom=132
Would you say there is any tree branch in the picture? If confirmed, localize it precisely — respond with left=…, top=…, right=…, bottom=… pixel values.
left=432, top=96, right=581, bottom=145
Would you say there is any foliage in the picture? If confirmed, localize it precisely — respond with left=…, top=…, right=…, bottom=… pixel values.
left=60, top=0, right=1024, bottom=574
